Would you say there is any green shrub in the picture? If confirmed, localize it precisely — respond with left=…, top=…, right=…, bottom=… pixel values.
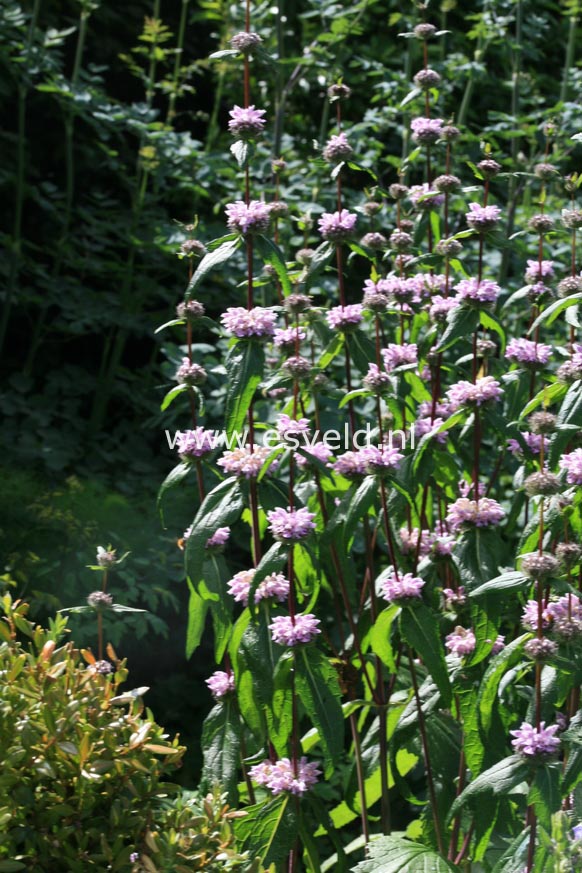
left=0, top=597, right=256, bottom=872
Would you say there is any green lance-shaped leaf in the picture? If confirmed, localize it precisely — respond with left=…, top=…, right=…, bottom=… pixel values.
left=370, top=605, right=400, bottom=671
left=185, top=477, right=243, bottom=588
left=202, top=554, right=233, bottom=661
left=157, top=461, right=191, bottom=525
left=448, top=755, right=529, bottom=820
left=350, top=835, right=459, bottom=872
left=470, top=570, right=529, bottom=597
left=200, top=697, right=241, bottom=802
left=346, top=329, right=376, bottom=375
left=267, top=652, right=294, bottom=756
left=478, top=634, right=530, bottom=733
left=528, top=292, right=582, bottom=334
left=528, top=763, right=562, bottom=829
left=186, top=234, right=242, bottom=295
left=256, top=234, right=292, bottom=296
left=344, top=475, right=378, bottom=542
left=160, top=383, right=187, bottom=411
left=454, top=527, right=502, bottom=591
left=435, top=305, right=479, bottom=353
left=295, top=646, right=344, bottom=775
left=185, top=583, right=209, bottom=659
left=400, top=603, right=452, bottom=706
left=480, top=309, right=506, bottom=354
left=235, top=794, right=298, bottom=867
left=224, top=340, right=265, bottom=439
left=519, top=380, right=566, bottom=419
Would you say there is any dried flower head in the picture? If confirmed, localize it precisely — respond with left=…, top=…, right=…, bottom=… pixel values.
left=414, top=68, right=441, bottom=90
left=521, top=552, right=560, bottom=580
left=230, top=31, right=262, bottom=52
left=528, top=213, right=555, bottom=234
left=87, top=591, right=114, bottom=610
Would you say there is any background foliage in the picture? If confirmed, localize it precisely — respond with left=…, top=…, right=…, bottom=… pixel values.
left=1, top=1, right=582, bottom=869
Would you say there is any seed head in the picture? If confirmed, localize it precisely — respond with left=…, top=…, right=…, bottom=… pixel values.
left=230, top=31, right=262, bottom=52
left=295, top=247, right=315, bottom=266
left=528, top=213, right=555, bottom=235
left=528, top=411, right=557, bottom=434
left=414, top=68, right=441, bottom=90
left=434, top=173, right=461, bottom=193
left=441, top=124, right=461, bottom=142
left=180, top=239, right=206, bottom=258
left=87, top=591, right=114, bottom=611
left=556, top=542, right=582, bottom=570
left=476, top=339, right=497, bottom=357
left=476, top=159, right=501, bottom=179
left=389, top=183, right=408, bottom=201
left=176, top=299, right=205, bottom=321
left=436, top=237, right=463, bottom=257
left=562, top=208, right=582, bottom=230
left=524, top=471, right=561, bottom=497
left=360, top=232, right=387, bottom=250
left=390, top=230, right=414, bottom=252
left=414, top=22, right=437, bottom=40
left=557, top=276, right=582, bottom=298
left=521, top=552, right=560, bottom=580
left=524, top=637, right=558, bottom=661
left=534, top=162, right=557, bottom=181
left=284, top=293, right=312, bottom=314
left=327, top=83, right=351, bottom=101
left=362, top=200, right=382, bottom=216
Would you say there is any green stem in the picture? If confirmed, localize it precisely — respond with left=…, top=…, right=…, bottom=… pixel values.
left=0, top=0, right=42, bottom=358
left=560, top=13, right=579, bottom=104
left=167, top=0, right=190, bottom=122
left=146, top=0, right=162, bottom=108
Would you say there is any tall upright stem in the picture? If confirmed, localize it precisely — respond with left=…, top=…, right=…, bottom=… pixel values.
left=0, top=0, right=42, bottom=358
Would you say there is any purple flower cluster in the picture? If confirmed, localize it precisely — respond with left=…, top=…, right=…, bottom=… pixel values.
left=465, top=202, right=502, bottom=232
left=225, top=199, right=271, bottom=234
left=326, top=304, right=364, bottom=330
left=560, top=448, right=582, bottom=485
left=228, top=104, right=267, bottom=139
left=445, top=626, right=476, bottom=657
left=455, top=277, right=500, bottom=306
left=218, top=445, right=277, bottom=478
left=276, top=414, right=311, bottom=442
left=295, top=442, right=334, bottom=468
left=273, top=326, right=306, bottom=348
left=176, top=427, right=217, bottom=460
left=410, top=116, right=444, bottom=144
left=409, top=183, right=445, bottom=209
left=510, top=721, right=560, bottom=758
left=227, top=569, right=290, bottom=605
left=334, top=449, right=372, bottom=479
left=318, top=209, right=357, bottom=242
left=175, top=358, right=207, bottom=386
left=221, top=306, right=276, bottom=338
left=322, top=132, right=353, bottom=162
left=249, top=756, right=321, bottom=795
left=381, top=342, right=418, bottom=371
left=366, top=445, right=404, bottom=474
left=269, top=613, right=321, bottom=646
left=206, top=527, right=230, bottom=549
left=505, top=338, right=552, bottom=365
left=381, top=568, right=425, bottom=603
left=446, top=376, right=503, bottom=410
left=267, top=506, right=316, bottom=541
left=447, top=496, right=506, bottom=531
left=524, top=259, right=555, bottom=283
left=507, top=432, right=543, bottom=457
left=206, top=670, right=235, bottom=698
